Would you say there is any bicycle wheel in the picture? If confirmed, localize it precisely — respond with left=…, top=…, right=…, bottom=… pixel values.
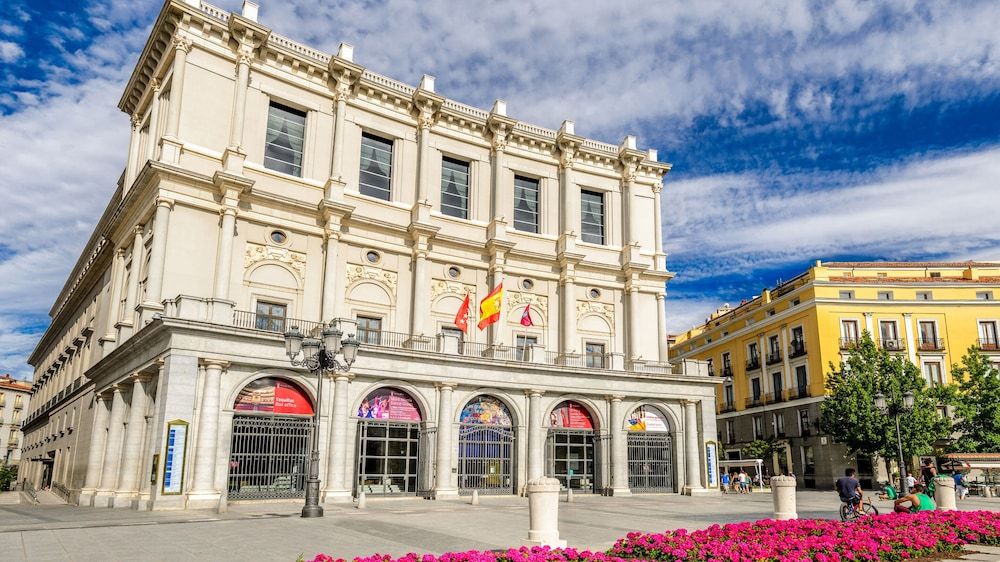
left=862, top=501, right=879, bottom=516
left=839, top=503, right=853, bottom=521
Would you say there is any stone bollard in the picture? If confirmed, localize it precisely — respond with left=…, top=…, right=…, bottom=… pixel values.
left=934, top=476, right=957, bottom=511
left=566, top=487, right=574, bottom=503
left=523, top=477, right=566, bottom=548
left=770, top=476, right=798, bottom=520
left=471, top=489, right=480, bottom=506
left=356, top=491, right=366, bottom=509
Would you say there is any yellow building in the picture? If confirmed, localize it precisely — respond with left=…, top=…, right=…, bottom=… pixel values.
left=672, top=261, right=1000, bottom=488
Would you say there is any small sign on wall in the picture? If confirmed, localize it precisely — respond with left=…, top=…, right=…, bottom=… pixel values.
left=706, top=443, right=717, bottom=487
left=162, top=420, right=189, bottom=495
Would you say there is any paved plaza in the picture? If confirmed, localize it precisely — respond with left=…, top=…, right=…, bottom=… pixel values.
left=1, top=491, right=999, bottom=561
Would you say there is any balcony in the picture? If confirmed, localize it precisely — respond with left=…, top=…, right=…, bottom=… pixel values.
left=788, top=386, right=812, bottom=400
left=766, top=390, right=785, bottom=404
left=788, top=339, right=806, bottom=358
left=721, top=365, right=733, bottom=377
left=766, top=350, right=782, bottom=365
left=917, top=338, right=945, bottom=352
left=7, top=437, right=18, bottom=448
left=800, top=426, right=812, bottom=438
left=839, top=337, right=860, bottom=349
left=745, top=395, right=763, bottom=408
left=719, top=401, right=736, bottom=414
left=978, top=338, right=1000, bottom=352
left=745, top=357, right=761, bottom=371
left=880, top=339, right=905, bottom=352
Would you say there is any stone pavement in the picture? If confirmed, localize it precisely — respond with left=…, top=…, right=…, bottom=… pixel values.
left=0, top=491, right=998, bottom=561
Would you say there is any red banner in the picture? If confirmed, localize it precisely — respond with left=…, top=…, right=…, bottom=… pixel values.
left=234, top=377, right=314, bottom=415
left=550, top=401, right=594, bottom=429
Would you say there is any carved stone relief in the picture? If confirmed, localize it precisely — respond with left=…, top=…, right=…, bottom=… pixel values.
left=509, top=291, right=548, bottom=318
left=345, top=264, right=398, bottom=295
left=430, top=279, right=476, bottom=301
left=577, top=301, right=615, bottom=327
left=244, top=243, right=306, bottom=279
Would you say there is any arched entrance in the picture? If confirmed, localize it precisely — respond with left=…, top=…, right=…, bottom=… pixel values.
left=457, top=395, right=515, bottom=495
left=227, top=377, right=314, bottom=500
left=356, top=387, right=423, bottom=496
left=626, top=405, right=674, bottom=492
left=547, top=400, right=598, bottom=492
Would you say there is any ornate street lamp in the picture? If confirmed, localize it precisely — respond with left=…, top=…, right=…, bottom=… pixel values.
left=284, top=320, right=360, bottom=518
left=875, top=389, right=915, bottom=495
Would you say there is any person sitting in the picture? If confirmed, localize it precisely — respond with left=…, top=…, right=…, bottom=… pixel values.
left=835, top=468, right=863, bottom=508
left=878, top=481, right=898, bottom=501
left=894, top=483, right=936, bottom=513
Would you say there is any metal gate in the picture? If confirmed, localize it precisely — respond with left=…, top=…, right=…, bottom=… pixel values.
left=457, top=424, right=514, bottom=495
left=227, top=414, right=311, bottom=500
left=356, top=420, right=422, bottom=496
left=627, top=432, right=674, bottom=492
left=546, top=429, right=597, bottom=493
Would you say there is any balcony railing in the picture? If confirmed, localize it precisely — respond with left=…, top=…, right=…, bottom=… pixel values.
left=880, top=339, right=905, bottom=352
left=788, top=339, right=806, bottom=358
left=917, top=338, right=945, bottom=351
left=745, top=395, right=763, bottom=408
left=788, top=386, right=811, bottom=399
left=721, top=365, right=733, bottom=377
left=977, top=338, right=999, bottom=351
left=233, top=310, right=324, bottom=336
left=719, top=401, right=736, bottom=414
left=840, top=337, right=860, bottom=349
left=745, top=357, right=761, bottom=371
left=766, top=351, right=782, bottom=365
left=766, top=390, right=785, bottom=404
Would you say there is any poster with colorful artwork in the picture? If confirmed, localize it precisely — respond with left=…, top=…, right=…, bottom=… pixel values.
left=234, top=378, right=314, bottom=415
left=358, top=388, right=422, bottom=421
left=550, top=401, right=594, bottom=429
left=460, top=396, right=513, bottom=426
left=162, top=420, right=187, bottom=495
left=626, top=406, right=669, bottom=432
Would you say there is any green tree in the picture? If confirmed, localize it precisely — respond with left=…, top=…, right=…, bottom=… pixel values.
left=741, top=439, right=772, bottom=461
left=948, top=346, right=1000, bottom=452
left=820, top=332, right=952, bottom=474
left=0, top=464, right=17, bottom=491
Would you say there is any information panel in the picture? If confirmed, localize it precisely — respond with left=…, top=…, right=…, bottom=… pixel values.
left=162, top=420, right=188, bottom=495
left=706, top=443, right=717, bottom=487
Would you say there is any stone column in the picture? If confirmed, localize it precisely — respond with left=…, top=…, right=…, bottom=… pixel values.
left=608, top=395, right=630, bottom=496
left=433, top=382, right=458, bottom=498
left=117, top=226, right=145, bottom=341
left=556, top=121, right=580, bottom=238
left=101, top=249, right=126, bottom=353
left=325, top=43, right=362, bottom=197
left=125, top=115, right=142, bottom=186
left=626, top=281, right=642, bottom=362
left=487, top=102, right=512, bottom=222
left=415, top=108, right=433, bottom=203
left=80, top=394, right=110, bottom=505
left=682, top=400, right=703, bottom=494
left=523, top=477, right=566, bottom=548
left=229, top=54, right=251, bottom=150
left=189, top=360, right=225, bottom=506
left=934, top=476, right=956, bottom=511
left=863, top=312, right=874, bottom=335
left=320, top=229, right=341, bottom=321
left=115, top=374, right=150, bottom=504
left=330, top=92, right=349, bottom=184
left=146, top=79, right=161, bottom=162
left=95, top=385, right=127, bottom=507
left=323, top=373, right=351, bottom=502
left=139, top=198, right=173, bottom=323
left=559, top=268, right=577, bottom=358
left=656, top=293, right=668, bottom=362
left=652, top=181, right=666, bottom=270
left=213, top=208, right=237, bottom=301
left=526, top=389, right=545, bottom=481
left=410, top=245, right=430, bottom=338
left=160, top=33, right=191, bottom=164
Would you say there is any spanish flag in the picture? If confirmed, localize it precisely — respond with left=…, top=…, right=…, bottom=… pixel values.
left=477, top=281, right=503, bottom=330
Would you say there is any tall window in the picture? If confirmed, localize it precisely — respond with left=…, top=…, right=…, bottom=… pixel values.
left=980, top=320, right=999, bottom=350
left=771, top=372, right=783, bottom=399
left=359, top=132, right=393, bottom=200
left=254, top=301, right=287, bottom=332
left=440, top=157, right=470, bottom=219
left=585, top=342, right=606, bottom=368
left=263, top=102, right=306, bottom=176
left=748, top=343, right=759, bottom=362
left=795, top=365, right=808, bottom=395
left=879, top=320, right=899, bottom=348
left=515, top=335, right=538, bottom=361
left=751, top=378, right=761, bottom=401
left=724, top=384, right=734, bottom=407
left=841, top=320, right=860, bottom=346
left=923, top=362, right=943, bottom=386
left=356, top=315, right=383, bottom=345
left=772, top=413, right=785, bottom=436
left=513, top=175, right=540, bottom=233
left=798, top=409, right=811, bottom=435
left=726, top=420, right=735, bottom=444
left=752, top=416, right=763, bottom=439
left=918, top=321, right=938, bottom=349
left=580, top=190, right=605, bottom=244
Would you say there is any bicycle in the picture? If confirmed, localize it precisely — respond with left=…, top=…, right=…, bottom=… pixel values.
left=839, top=496, right=879, bottom=521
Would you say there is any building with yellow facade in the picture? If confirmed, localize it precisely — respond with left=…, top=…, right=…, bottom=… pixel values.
left=672, top=261, right=1000, bottom=488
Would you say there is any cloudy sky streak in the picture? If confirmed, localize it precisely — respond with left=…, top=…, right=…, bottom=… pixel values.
left=1, top=0, right=998, bottom=377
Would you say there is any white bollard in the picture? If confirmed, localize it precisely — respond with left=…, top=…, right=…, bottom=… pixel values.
left=471, top=489, right=480, bottom=506
left=356, top=491, right=366, bottom=509
left=934, top=476, right=956, bottom=511
left=523, top=477, right=566, bottom=548
left=566, top=487, right=574, bottom=503
left=770, top=476, right=798, bottom=520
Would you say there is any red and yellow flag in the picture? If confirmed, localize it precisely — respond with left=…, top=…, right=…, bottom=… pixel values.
left=477, top=282, right=504, bottom=330
left=454, top=293, right=471, bottom=333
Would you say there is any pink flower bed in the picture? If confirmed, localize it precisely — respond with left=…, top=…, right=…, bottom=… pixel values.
left=310, top=510, right=1000, bottom=562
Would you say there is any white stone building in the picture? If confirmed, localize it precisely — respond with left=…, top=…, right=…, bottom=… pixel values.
left=19, top=0, right=719, bottom=511
left=0, top=375, right=31, bottom=467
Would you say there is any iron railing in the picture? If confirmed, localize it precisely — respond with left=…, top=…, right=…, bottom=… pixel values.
left=719, top=401, right=736, bottom=413
left=766, top=350, right=782, bottom=365
left=789, top=339, right=806, bottom=357
left=745, top=357, right=760, bottom=371
left=233, top=309, right=324, bottom=336
left=789, top=386, right=811, bottom=399
left=979, top=338, right=999, bottom=351
left=840, top=337, right=860, bottom=349
left=745, top=395, right=763, bottom=408
left=880, top=339, right=905, bottom=351
left=918, top=338, right=945, bottom=351
left=721, top=365, right=734, bottom=377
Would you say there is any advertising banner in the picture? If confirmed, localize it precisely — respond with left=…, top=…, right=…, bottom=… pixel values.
left=550, top=401, right=594, bottom=430
left=460, top=396, right=513, bottom=426
left=626, top=406, right=669, bottom=432
left=234, top=377, right=314, bottom=415
left=359, top=388, right=422, bottom=421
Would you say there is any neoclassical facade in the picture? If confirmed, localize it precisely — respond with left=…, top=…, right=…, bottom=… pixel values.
left=20, top=0, right=718, bottom=510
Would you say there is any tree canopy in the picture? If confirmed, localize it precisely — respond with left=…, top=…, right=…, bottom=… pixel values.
left=946, top=346, right=1000, bottom=453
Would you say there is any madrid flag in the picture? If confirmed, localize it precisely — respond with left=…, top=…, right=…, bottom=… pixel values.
left=454, top=293, right=471, bottom=333
left=520, top=303, right=534, bottom=327
left=477, top=282, right=504, bottom=330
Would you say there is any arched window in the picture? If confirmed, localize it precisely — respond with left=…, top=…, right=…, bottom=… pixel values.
left=357, top=387, right=422, bottom=421
left=460, top=395, right=512, bottom=426
left=233, top=377, right=313, bottom=415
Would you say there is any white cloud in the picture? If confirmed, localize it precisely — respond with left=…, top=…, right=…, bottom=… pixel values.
left=0, top=40, right=24, bottom=63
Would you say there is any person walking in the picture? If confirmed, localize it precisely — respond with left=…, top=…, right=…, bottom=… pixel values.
left=738, top=469, right=748, bottom=494
left=893, top=483, right=936, bottom=513
left=953, top=471, right=968, bottom=500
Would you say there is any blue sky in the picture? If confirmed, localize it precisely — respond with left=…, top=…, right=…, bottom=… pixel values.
left=2, top=0, right=999, bottom=378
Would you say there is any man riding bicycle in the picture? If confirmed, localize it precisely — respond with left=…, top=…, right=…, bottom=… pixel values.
left=836, top=467, right=863, bottom=508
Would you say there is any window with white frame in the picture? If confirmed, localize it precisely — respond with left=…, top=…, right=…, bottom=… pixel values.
left=584, top=342, right=606, bottom=368
left=359, top=132, right=393, bottom=200
left=356, top=315, right=383, bottom=345
left=977, top=291, right=994, bottom=301
left=772, top=412, right=785, bottom=436
left=440, top=156, right=470, bottom=219
left=841, top=319, right=860, bottom=346
left=918, top=320, right=939, bottom=350
left=752, top=415, right=763, bottom=439
left=515, top=335, right=538, bottom=361
left=839, top=290, right=855, bottom=300
left=263, top=102, right=306, bottom=177
left=513, top=175, right=540, bottom=233
left=798, top=409, right=810, bottom=435
left=254, top=300, right=287, bottom=332
left=580, top=189, right=605, bottom=244
left=726, top=420, right=735, bottom=444
left=916, top=291, right=933, bottom=300
left=879, top=320, right=900, bottom=348
left=923, top=361, right=943, bottom=386
left=980, top=320, right=999, bottom=350
left=877, top=291, right=893, bottom=300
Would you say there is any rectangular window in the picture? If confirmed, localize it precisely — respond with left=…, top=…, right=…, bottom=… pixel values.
left=798, top=409, right=810, bottom=435
left=724, top=384, right=734, bottom=407
left=839, top=290, right=855, bottom=300
left=795, top=365, right=808, bottom=396
left=722, top=352, right=732, bottom=373
left=254, top=301, right=287, bottom=332
left=917, top=291, right=933, bottom=300
left=923, top=361, right=943, bottom=386
left=752, top=416, right=763, bottom=440
left=877, top=291, right=893, bottom=300
left=706, top=358, right=715, bottom=376
left=356, top=315, right=383, bottom=346
left=803, top=446, right=815, bottom=475
left=263, top=102, right=306, bottom=177
left=880, top=320, right=900, bottom=348
left=747, top=343, right=758, bottom=362
left=585, top=342, right=606, bottom=368
left=977, top=291, right=994, bottom=301
left=771, top=372, right=783, bottom=399
left=930, top=272, right=941, bottom=278
left=980, top=321, right=999, bottom=350
left=791, top=326, right=803, bottom=342
left=726, top=420, right=735, bottom=444
left=580, top=189, right=605, bottom=244
left=772, top=413, right=785, bottom=436
left=440, top=156, right=470, bottom=219
left=841, top=320, right=860, bottom=345
left=513, top=175, right=540, bottom=233
left=359, top=132, right=393, bottom=201
left=515, top=335, right=538, bottom=362
left=918, top=321, right=939, bottom=349
left=751, top=378, right=761, bottom=401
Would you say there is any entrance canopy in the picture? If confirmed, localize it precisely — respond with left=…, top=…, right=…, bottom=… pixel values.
left=550, top=400, right=593, bottom=430
left=718, top=458, right=766, bottom=490
left=358, top=387, right=422, bottom=421
left=234, top=377, right=313, bottom=415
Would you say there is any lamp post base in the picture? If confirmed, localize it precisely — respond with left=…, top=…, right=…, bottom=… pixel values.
left=301, top=504, right=324, bottom=518
left=301, top=477, right=323, bottom=518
